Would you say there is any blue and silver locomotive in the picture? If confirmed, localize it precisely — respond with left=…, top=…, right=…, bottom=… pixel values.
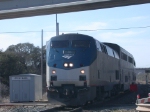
left=46, top=33, right=136, bottom=106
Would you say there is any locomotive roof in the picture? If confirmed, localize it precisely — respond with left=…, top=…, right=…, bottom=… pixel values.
left=50, top=33, right=94, bottom=40
left=49, top=34, right=134, bottom=59
left=103, top=43, right=120, bottom=54
left=103, top=42, right=134, bottom=58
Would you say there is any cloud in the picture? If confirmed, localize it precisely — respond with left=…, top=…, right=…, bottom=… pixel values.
left=110, top=16, right=149, bottom=23
left=0, top=34, right=22, bottom=51
left=44, top=32, right=56, bottom=43
left=42, top=25, right=56, bottom=31
left=124, top=16, right=149, bottom=22
left=96, top=31, right=144, bottom=44
left=75, top=22, right=107, bottom=30
left=0, top=32, right=56, bottom=51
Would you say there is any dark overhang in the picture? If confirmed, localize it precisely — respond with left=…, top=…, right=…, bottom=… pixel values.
left=0, top=0, right=150, bottom=20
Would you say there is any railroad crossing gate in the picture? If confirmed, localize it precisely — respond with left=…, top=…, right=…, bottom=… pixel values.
left=9, top=74, right=42, bottom=102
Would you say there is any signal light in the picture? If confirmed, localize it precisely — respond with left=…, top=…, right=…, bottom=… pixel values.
left=52, top=70, right=56, bottom=74
left=64, top=63, right=74, bottom=67
left=81, top=70, right=85, bottom=74
left=64, top=63, right=68, bottom=67
left=69, top=63, right=73, bottom=67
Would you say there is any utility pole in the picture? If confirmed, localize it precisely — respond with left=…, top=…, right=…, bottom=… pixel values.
left=41, top=29, right=43, bottom=96
left=56, top=14, right=59, bottom=36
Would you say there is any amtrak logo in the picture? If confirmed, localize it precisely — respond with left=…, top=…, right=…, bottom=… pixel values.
left=62, top=54, right=73, bottom=59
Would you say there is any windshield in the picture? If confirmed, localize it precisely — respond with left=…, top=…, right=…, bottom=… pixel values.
left=51, top=40, right=69, bottom=48
left=72, top=40, right=90, bottom=48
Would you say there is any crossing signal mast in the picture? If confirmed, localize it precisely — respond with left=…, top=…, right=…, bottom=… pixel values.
left=56, top=14, right=59, bottom=36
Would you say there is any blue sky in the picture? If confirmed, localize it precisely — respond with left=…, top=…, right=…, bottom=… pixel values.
left=0, top=3, right=150, bottom=68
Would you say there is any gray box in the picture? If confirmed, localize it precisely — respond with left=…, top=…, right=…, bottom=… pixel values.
left=9, top=74, right=42, bottom=102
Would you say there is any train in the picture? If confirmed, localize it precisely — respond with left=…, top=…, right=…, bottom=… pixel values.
left=46, top=33, right=136, bottom=106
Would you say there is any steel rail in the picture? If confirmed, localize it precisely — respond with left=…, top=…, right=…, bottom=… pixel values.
left=0, top=102, right=56, bottom=106
left=41, top=106, right=82, bottom=112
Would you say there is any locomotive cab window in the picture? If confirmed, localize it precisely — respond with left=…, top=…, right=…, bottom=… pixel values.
left=121, top=52, right=127, bottom=61
left=134, top=61, right=136, bottom=66
left=106, top=46, right=114, bottom=57
left=96, top=40, right=101, bottom=51
left=114, top=51, right=119, bottom=59
left=72, top=40, right=90, bottom=48
left=51, top=40, right=69, bottom=48
left=128, top=56, right=133, bottom=64
left=100, top=44, right=108, bottom=54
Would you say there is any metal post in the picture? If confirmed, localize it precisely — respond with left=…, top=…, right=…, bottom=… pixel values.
left=41, top=29, right=43, bottom=96
left=56, top=14, right=59, bottom=36
left=57, top=22, right=59, bottom=36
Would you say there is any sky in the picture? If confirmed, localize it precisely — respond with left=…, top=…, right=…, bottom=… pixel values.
left=0, top=3, right=150, bottom=68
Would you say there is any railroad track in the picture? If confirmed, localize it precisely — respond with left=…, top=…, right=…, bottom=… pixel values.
left=0, top=102, right=52, bottom=106
left=0, top=91, right=137, bottom=112
left=41, top=106, right=82, bottom=112
left=0, top=102, right=61, bottom=112
left=0, top=103, right=82, bottom=112
left=82, top=90, right=137, bottom=111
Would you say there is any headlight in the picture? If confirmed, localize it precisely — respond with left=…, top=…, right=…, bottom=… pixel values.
left=52, top=70, right=56, bottom=74
left=81, top=70, right=85, bottom=74
left=64, top=63, right=68, bottom=67
left=69, top=63, right=73, bottom=67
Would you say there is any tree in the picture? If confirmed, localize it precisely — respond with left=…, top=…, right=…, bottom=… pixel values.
left=0, top=52, right=26, bottom=85
left=6, top=43, right=46, bottom=74
left=0, top=43, right=46, bottom=85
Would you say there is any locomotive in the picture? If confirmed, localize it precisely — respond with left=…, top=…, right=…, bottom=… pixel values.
left=46, top=33, right=136, bottom=106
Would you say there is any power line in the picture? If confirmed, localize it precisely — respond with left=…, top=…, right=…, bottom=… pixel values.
left=77, top=25, right=150, bottom=31
left=0, top=31, right=41, bottom=34
left=0, top=25, right=150, bottom=34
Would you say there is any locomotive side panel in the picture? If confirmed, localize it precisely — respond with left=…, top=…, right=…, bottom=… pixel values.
left=120, top=48, right=136, bottom=91
left=89, top=43, right=120, bottom=94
